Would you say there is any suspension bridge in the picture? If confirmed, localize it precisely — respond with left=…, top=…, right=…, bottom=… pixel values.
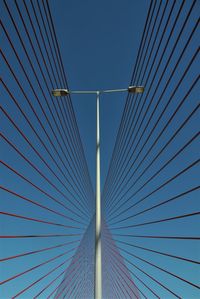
left=0, top=0, right=199, bottom=298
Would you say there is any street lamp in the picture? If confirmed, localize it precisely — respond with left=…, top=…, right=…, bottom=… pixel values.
left=52, top=85, right=144, bottom=299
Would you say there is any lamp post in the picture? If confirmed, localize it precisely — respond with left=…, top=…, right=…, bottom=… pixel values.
left=52, top=85, right=144, bottom=299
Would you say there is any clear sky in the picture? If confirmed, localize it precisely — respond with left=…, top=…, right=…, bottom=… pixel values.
left=1, top=0, right=199, bottom=298
left=49, top=0, right=149, bottom=188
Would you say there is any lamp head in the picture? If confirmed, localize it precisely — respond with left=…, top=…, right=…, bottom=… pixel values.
left=52, top=89, right=69, bottom=96
left=128, top=86, right=144, bottom=93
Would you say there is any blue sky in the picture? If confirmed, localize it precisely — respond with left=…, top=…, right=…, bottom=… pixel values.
left=49, top=0, right=149, bottom=188
left=1, top=0, right=199, bottom=298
